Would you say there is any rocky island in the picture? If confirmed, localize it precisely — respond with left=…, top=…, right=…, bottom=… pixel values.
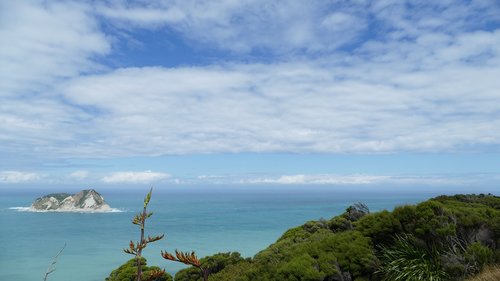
left=30, top=189, right=112, bottom=212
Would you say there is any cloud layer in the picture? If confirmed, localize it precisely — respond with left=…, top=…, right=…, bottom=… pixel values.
left=97, top=0, right=500, bottom=54
left=2, top=170, right=491, bottom=186
left=0, top=171, right=41, bottom=183
left=101, top=171, right=170, bottom=184
left=1, top=1, right=499, bottom=171
left=57, top=56, right=500, bottom=156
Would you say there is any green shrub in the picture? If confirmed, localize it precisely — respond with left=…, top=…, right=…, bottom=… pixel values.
left=106, top=258, right=172, bottom=281
left=208, top=261, right=255, bottom=281
left=107, top=193, right=500, bottom=281
left=276, top=253, right=325, bottom=281
left=466, top=242, right=494, bottom=272
left=355, top=210, right=402, bottom=246
left=174, top=252, right=245, bottom=281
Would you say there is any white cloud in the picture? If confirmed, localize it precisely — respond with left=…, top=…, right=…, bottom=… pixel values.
left=97, top=0, right=368, bottom=53
left=69, top=170, right=89, bottom=180
left=242, top=174, right=389, bottom=185
left=98, top=6, right=186, bottom=27
left=102, top=171, right=170, bottom=184
left=95, top=0, right=500, bottom=54
left=239, top=174, right=471, bottom=186
left=162, top=173, right=489, bottom=186
left=54, top=48, right=500, bottom=156
left=1, top=0, right=500, bottom=164
left=0, top=1, right=110, bottom=97
left=0, top=1, right=111, bottom=160
left=321, top=12, right=361, bottom=32
left=0, top=170, right=494, bottom=186
left=0, top=171, right=41, bottom=183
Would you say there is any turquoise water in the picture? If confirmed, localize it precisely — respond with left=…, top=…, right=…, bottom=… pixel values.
left=0, top=185, right=482, bottom=280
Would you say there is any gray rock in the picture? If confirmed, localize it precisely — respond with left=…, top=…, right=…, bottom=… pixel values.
left=31, top=189, right=111, bottom=212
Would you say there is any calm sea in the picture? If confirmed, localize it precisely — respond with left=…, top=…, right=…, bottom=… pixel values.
left=0, top=185, right=490, bottom=281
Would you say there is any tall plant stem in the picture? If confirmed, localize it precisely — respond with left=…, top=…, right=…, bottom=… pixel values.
left=137, top=203, right=146, bottom=281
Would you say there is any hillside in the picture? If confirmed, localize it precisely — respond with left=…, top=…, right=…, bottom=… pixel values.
left=169, top=193, right=500, bottom=281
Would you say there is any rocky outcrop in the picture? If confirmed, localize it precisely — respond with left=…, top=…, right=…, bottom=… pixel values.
left=31, top=189, right=112, bottom=212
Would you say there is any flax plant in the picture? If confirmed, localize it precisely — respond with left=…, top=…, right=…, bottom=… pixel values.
left=161, top=249, right=209, bottom=281
left=124, top=188, right=165, bottom=281
left=377, top=234, right=448, bottom=281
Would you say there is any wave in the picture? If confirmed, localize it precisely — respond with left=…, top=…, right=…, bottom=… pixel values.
left=9, top=207, right=31, bottom=211
left=8, top=206, right=125, bottom=213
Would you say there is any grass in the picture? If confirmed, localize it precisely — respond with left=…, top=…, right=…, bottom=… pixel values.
left=467, top=265, right=500, bottom=281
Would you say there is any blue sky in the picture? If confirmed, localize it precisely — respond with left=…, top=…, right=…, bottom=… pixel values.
left=1, top=0, right=500, bottom=188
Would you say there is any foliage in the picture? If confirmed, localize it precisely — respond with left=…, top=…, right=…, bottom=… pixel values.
left=106, top=258, right=172, bottom=281
left=207, top=261, right=255, bottom=281
left=187, top=229, right=377, bottom=280
left=465, top=242, right=494, bottom=272
left=173, top=252, right=246, bottom=281
left=355, top=210, right=402, bottom=246
left=107, top=193, right=500, bottom=280
left=196, top=194, right=500, bottom=281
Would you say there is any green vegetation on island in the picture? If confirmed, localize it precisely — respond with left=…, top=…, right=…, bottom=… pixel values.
left=107, top=193, right=500, bottom=281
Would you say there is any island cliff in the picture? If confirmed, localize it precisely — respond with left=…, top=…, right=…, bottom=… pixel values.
left=31, top=189, right=111, bottom=212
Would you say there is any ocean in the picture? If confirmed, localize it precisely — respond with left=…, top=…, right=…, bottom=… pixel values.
left=0, top=185, right=491, bottom=281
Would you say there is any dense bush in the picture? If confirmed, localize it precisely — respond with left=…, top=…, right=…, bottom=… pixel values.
left=107, top=194, right=500, bottom=280
left=175, top=194, right=500, bottom=281
left=174, top=252, right=246, bottom=281
left=207, top=261, right=255, bottom=281
left=355, top=210, right=402, bottom=246
left=106, top=258, right=172, bottom=281
left=254, top=229, right=377, bottom=280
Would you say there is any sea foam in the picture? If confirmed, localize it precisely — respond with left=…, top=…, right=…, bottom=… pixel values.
left=8, top=206, right=124, bottom=213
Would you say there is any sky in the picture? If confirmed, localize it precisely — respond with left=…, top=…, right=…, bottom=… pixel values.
left=1, top=0, right=500, bottom=189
